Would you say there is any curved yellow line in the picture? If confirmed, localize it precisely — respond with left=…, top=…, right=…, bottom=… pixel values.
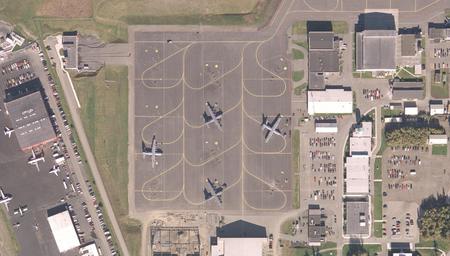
left=183, top=98, right=242, bottom=128
left=140, top=77, right=183, bottom=90
left=243, top=136, right=287, bottom=154
left=140, top=157, right=184, bottom=195
left=243, top=79, right=287, bottom=98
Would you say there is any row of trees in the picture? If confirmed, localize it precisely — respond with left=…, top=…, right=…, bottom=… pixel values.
left=385, top=127, right=445, bottom=147
left=419, top=205, right=450, bottom=239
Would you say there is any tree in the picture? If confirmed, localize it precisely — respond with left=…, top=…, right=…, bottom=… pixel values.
left=419, top=206, right=450, bottom=239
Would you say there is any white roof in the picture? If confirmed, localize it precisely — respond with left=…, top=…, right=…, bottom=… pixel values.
left=350, top=137, right=372, bottom=156
left=429, top=134, right=448, bottom=145
left=393, top=254, right=413, bottom=256
left=307, top=89, right=353, bottom=115
left=79, top=242, right=100, bottom=256
left=47, top=209, right=80, bottom=253
left=211, top=237, right=267, bottom=256
left=345, top=156, right=369, bottom=194
left=352, top=122, right=372, bottom=137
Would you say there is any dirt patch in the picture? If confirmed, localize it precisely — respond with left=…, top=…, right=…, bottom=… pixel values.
left=37, top=0, right=93, bottom=18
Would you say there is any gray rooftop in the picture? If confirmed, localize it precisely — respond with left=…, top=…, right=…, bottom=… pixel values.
left=392, top=81, right=424, bottom=88
left=345, top=201, right=369, bottom=235
left=400, top=34, right=417, bottom=56
left=308, top=72, right=325, bottom=90
left=428, top=26, right=450, bottom=40
left=356, top=30, right=397, bottom=71
left=62, top=32, right=78, bottom=70
left=392, top=88, right=424, bottom=100
left=315, top=119, right=338, bottom=128
left=5, top=91, right=56, bottom=150
left=308, top=32, right=335, bottom=50
left=309, top=50, right=339, bottom=72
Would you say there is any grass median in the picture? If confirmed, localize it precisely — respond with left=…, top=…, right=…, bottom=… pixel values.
left=0, top=209, right=20, bottom=256
left=73, top=65, right=141, bottom=256
left=292, top=129, right=300, bottom=209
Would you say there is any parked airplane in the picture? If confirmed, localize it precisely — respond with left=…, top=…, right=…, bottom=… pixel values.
left=0, top=188, right=12, bottom=211
left=13, top=205, right=28, bottom=216
left=49, top=165, right=61, bottom=176
left=3, top=127, right=13, bottom=138
left=204, top=102, right=223, bottom=131
left=142, top=135, right=162, bottom=168
left=204, top=178, right=226, bottom=207
left=28, top=148, right=45, bottom=172
left=261, top=114, right=283, bottom=143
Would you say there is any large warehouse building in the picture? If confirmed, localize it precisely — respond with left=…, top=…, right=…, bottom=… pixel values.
left=307, top=86, right=353, bottom=115
left=3, top=79, right=56, bottom=151
left=47, top=204, right=80, bottom=253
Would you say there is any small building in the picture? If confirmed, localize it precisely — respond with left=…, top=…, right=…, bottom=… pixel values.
left=307, top=86, right=353, bottom=115
left=345, top=157, right=369, bottom=195
left=392, top=80, right=424, bottom=100
left=352, top=122, right=372, bottom=138
left=4, top=79, right=56, bottom=151
left=404, top=101, right=418, bottom=115
left=428, top=23, right=450, bottom=41
left=428, top=134, right=448, bottom=145
left=47, top=204, right=80, bottom=253
left=62, top=31, right=79, bottom=70
left=79, top=242, right=100, bottom=256
left=315, top=119, right=338, bottom=133
left=429, top=101, right=446, bottom=115
left=307, top=205, right=326, bottom=246
left=344, top=200, right=370, bottom=236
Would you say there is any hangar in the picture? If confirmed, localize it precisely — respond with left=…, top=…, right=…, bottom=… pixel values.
left=3, top=79, right=56, bottom=151
left=47, top=204, right=80, bottom=253
left=307, top=86, right=353, bottom=115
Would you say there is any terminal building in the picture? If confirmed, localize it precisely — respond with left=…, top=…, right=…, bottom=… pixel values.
left=47, top=204, right=80, bottom=253
left=3, top=78, right=56, bottom=151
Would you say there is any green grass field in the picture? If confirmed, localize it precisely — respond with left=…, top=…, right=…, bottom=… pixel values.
left=73, top=66, right=141, bottom=256
left=332, top=21, right=348, bottom=34
left=0, top=209, right=20, bottom=256
left=280, top=218, right=295, bottom=235
left=342, top=244, right=381, bottom=256
left=292, top=70, right=304, bottom=82
left=292, top=48, right=304, bottom=60
left=292, top=129, right=300, bottom=208
left=292, top=21, right=307, bottom=35
left=416, top=238, right=450, bottom=254
left=374, top=158, right=382, bottom=180
left=432, top=144, right=448, bottom=156
left=293, top=40, right=308, bottom=49
left=294, top=83, right=307, bottom=95
left=431, top=83, right=449, bottom=99
left=374, top=182, right=382, bottom=220
left=373, top=222, right=383, bottom=238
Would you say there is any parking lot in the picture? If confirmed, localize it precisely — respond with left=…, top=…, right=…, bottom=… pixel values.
left=132, top=30, right=292, bottom=212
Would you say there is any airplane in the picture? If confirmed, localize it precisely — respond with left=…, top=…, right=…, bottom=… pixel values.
left=204, top=102, right=223, bottom=131
left=0, top=188, right=12, bottom=212
left=142, top=135, right=162, bottom=168
left=13, top=205, right=28, bottom=216
left=204, top=178, right=226, bottom=207
left=28, top=148, right=45, bottom=172
left=261, top=113, right=283, bottom=143
left=49, top=165, right=61, bottom=176
left=3, top=127, right=14, bottom=138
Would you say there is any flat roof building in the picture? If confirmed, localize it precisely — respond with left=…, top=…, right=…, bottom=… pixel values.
left=307, top=87, right=353, bottom=115
left=4, top=79, right=56, bottom=151
left=309, top=50, right=339, bottom=73
left=400, top=34, right=418, bottom=56
left=309, top=32, right=335, bottom=50
left=356, top=30, right=397, bottom=71
left=345, top=157, right=370, bottom=194
left=62, top=31, right=79, bottom=70
left=404, top=101, right=418, bottom=115
left=392, top=81, right=424, bottom=100
left=308, top=31, right=339, bottom=90
left=349, top=137, right=372, bottom=157
left=47, top=204, right=80, bottom=253
left=345, top=200, right=370, bottom=236
left=429, top=101, right=446, bottom=115
left=308, top=205, right=326, bottom=246
left=428, top=134, right=448, bottom=145
left=428, top=23, right=450, bottom=41
left=315, top=119, right=338, bottom=133
left=352, top=122, right=372, bottom=138
left=79, top=242, right=100, bottom=256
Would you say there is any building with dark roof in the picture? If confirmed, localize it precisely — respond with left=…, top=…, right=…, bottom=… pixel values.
left=344, top=200, right=370, bottom=236
left=4, top=79, right=56, bottom=151
left=308, top=205, right=326, bottom=245
left=391, top=80, right=424, bottom=100
left=428, top=22, right=450, bottom=41
left=307, top=31, right=339, bottom=90
left=400, top=34, right=418, bottom=57
left=355, top=13, right=397, bottom=72
left=62, top=31, right=79, bottom=70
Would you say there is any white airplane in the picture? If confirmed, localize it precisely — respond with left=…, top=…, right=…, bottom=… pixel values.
left=204, top=178, right=225, bottom=207
left=3, top=127, right=14, bottom=138
left=142, top=135, right=162, bottom=168
left=0, top=188, right=12, bottom=212
left=49, top=165, right=61, bottom=176
left=28, top=148, right=45, bottom=172
left=261, top=114, right=283, bottom=143
left=13, top=205, right=28, bottom=216
left=204, top=102, right=223, bottom=131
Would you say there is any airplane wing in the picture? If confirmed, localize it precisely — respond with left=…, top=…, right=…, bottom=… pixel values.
left=0, top=189, right=4, bottom=199
left=32, top=149, right=36, bottom=159
left=35, top=163, right=40, bottom=172
left=4, top=202, right=9, bottom=212
left=272, top=115, right=282, bottom=130
left=151, top=154, right=156, bottom=168
left=265, top=129, right=274, bottom=143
